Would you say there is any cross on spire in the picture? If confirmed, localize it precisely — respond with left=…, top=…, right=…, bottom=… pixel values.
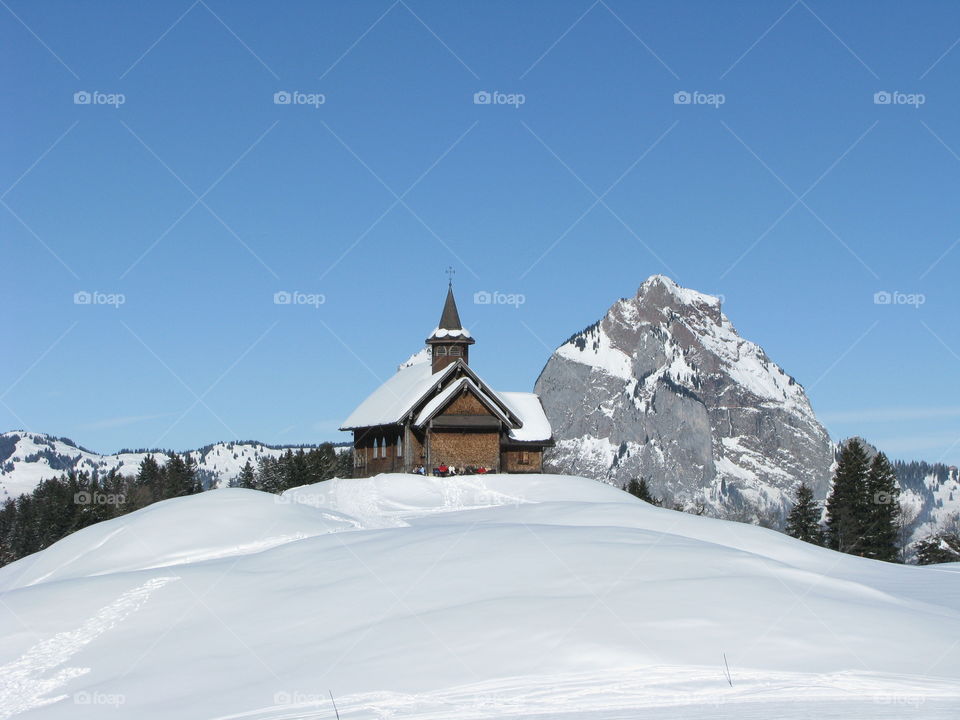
left=445, top=266, right=455, bottom=287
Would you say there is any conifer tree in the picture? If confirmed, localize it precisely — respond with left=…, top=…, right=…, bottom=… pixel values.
left=863, top=452, right=901, bottom=562
left=237, top=460, right=257, bottom=489
left=825, top=439, right=870, bottom=554
left=164, top=454, right=189, bottom=498
left=335, top=447, right=353, bottom=478
left=626, top=477, right=661, bottom=505
left=184, top=454, right=201, bottom=494
left=257, top=456, right=282, bottom=494
left=785, top=483, right=823, bottom=545
left=137, top=455, right=165, bottom=502
left=0, top=498, right=16, bottom=566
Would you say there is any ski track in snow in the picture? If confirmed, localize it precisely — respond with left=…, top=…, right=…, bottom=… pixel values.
left=0, top=576, right=178, bottom=719
left=207, top=666, right=960, bottom=720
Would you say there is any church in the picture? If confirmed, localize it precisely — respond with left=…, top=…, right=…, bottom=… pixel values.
left=340, top=284, right=554, bottom=477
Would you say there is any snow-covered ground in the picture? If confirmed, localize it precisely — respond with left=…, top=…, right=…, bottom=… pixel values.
left=1, top=473, right=959, bottom=719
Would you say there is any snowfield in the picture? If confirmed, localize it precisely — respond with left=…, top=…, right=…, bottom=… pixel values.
left=1, top=473, right=959, bottom=719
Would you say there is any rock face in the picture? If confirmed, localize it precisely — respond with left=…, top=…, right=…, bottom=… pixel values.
left=535, top=275, right=834, bottom=523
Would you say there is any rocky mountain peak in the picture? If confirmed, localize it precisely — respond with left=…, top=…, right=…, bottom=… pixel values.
left=635, top=274, right=722, bottom=321
left=536, top=276, right=833, bottom=524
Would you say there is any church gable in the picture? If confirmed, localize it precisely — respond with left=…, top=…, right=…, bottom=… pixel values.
left=443, top=388, right=493, bottom=416
left=414, top=377, right=512, bottom=429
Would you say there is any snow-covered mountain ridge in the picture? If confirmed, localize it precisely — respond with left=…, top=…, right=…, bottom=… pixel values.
left=0, top=431, right=346, bottom=501
left=1, top=473, right=958, bottom=719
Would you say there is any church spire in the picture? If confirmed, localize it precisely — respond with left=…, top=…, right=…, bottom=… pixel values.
left=438, top=283, right=463, bottom=331
left=426, top=280, right=475, bottom=373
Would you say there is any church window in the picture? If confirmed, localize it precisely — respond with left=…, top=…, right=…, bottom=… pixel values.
left=449, top=346, right=462, bottom=356
left=435, top=346, right=447, bottom=356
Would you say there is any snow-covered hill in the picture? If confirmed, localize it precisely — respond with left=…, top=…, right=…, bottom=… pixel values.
left=0, top=431, right=346, bottom=500
left=536, top=275, right=834, bottom=522
left=1, top=473, right=959, bottom=719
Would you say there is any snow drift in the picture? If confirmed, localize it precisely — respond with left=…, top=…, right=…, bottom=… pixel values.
left=1, top=473, right=959, bottom=719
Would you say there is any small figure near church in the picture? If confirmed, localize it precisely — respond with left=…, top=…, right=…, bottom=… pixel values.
left=340, top=281, right=554, bottom=477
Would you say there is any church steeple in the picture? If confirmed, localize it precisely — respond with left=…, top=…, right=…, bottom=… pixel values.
left=426, top=281, right=475, bottom=373
left=438, top=283, right=463, bottom=332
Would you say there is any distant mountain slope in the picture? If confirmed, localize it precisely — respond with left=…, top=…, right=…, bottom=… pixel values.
left=535, top=275, right=834, bottom=524
left=0, top=431, right=348, bottom=500
left=894, top=459, right=960, bottom=546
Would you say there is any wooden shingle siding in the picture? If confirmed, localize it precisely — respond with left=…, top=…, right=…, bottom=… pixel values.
left=430, top=430, right=499, bottom=470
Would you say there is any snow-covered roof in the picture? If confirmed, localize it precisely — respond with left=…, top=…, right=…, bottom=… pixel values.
left=498, top=392, right=553, bottom=443
left=340, top=353, right=444, bottom=430
left=428, top=327, right=471, bottom=339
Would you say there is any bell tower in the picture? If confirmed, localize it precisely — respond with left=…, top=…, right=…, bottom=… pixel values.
left=425, top=279, right=475, bottom=373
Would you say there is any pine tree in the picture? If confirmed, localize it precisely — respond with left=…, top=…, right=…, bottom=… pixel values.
left=0, top=498, right=16, bottom=566
left=237, top=460, right=257, bottom=489
left=625, top=477, right=661, bottom=505
left=785, top=483, right=823, bottom=545
left=164, top=454, right=189, bottom=498
left=162, top=453, right=201, bottom=498
left=184, top=454, right=201, bottom=494
left=335, top=447, right=353, bottom=478
left=825, top=439, right=871, bottom=554
left=863, top=452, right=901, bottom=562
left=137, top=454, right=165, bottom=502
left=257, top=456, right=282, bottom=494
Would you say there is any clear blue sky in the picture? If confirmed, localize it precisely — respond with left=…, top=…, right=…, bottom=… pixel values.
left=2, top=0, right=959, bottom=464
